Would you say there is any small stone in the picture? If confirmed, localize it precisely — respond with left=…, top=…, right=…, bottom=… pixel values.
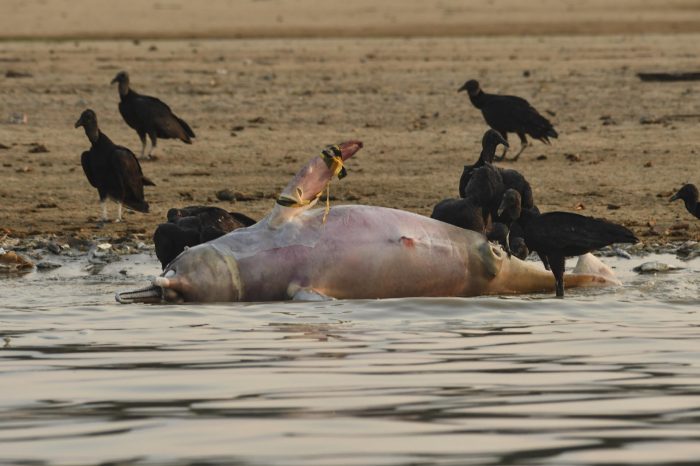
left=600, top=115, right=617, bottom=126
left=639, top=116, right=664, bottom=125
left=28, top=143, right=49, bottom=154
left=612, top=247, right=631, bottom=259
left=215, top=189, right=236, bottom=201
left=5, top=70, right=32, bottom=78
left=669, top=223, right=689, bottom=231
left=36, top=261, right=62, bottom=270
left=235, top=191, right=260, bottom=201
left=633, top=261, right=682, bottom=274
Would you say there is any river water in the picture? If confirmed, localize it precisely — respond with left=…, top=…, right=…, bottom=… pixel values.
left=1, top=252, right=699, bottom=466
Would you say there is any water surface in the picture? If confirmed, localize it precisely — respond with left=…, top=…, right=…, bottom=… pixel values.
left=1, top=253, right=699, bottom=466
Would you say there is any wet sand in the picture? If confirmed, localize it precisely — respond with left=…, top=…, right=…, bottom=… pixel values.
left=1, top=1, right=699, bottom=246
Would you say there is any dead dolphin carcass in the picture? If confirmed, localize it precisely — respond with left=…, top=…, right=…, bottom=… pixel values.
left=117, top=141, right=620, bottom=303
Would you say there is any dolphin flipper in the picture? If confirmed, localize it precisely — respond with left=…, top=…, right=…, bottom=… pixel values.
left=289, top=285, right=336, bottom=302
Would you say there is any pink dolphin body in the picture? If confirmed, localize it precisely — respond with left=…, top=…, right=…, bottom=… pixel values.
left=117, top=141, right=620, bottom=304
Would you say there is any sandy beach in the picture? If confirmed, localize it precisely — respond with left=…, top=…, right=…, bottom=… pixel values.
left=1, top=0, right=699, bottom=246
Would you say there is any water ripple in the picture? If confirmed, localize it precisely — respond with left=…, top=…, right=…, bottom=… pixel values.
left=0, top=255, right=698, bottom=465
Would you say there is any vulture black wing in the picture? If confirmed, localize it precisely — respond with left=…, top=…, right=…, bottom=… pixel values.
left=136, top=94, right=195, bottom=142
left=110, top=147, right=149, bottom=212
left=229, top=212, right=257, bottom=227
left=81, top=151, right=100, bottom=189
left=153, top=223, right=201, bottom=269
left=482, top=94, right=557, bottom=141
left=526, top=212, right=637, bottom=257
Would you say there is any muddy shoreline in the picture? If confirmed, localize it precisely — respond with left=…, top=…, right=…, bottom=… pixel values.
left=1, top=11, right=700, bottom=251
left=2, top=232, right=699, bottom=282
left=3, top=36, right=700, bottom=243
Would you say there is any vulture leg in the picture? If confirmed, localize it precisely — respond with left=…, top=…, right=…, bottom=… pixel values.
left=137, top=132, right=148, bottom=160
left=147, top=133, right=158, bottom=160
left=550, top=254, right=566, bottom=298
left=100, top=200, right=108, bottom=222
left=511, top=133, right=529, bottom=161
left=115, top=203, right=123, bottom=223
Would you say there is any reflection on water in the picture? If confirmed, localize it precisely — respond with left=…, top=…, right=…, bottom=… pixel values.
left=0, top=254, right=699, bottom=465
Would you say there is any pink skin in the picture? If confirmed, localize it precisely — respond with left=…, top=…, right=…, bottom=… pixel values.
left=116, top=140, right=619, bottom=304
left=278, top=140, right=362, bottom=206
left=271, top=140, right=363, bottom=226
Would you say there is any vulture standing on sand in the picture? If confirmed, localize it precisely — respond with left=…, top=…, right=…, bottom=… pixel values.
left=111, top=71, right=195, bottom=160
left=75, top=109, right=155, bottom=222
left=458, top=79, right=558, bottom=161
left=153, top=206, right=257, bottom=269
left=500, top=190, right=638, bottom=298
left=670, top=184, right=700, bottom=220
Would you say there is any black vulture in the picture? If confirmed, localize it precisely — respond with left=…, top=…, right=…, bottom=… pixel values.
left=514, top=203, right=638, bottom=298
left=463, top=161, right=535, bottom=226
left=508, top=236, right=529, bottom=261
left=433, top=160, right=505, bottom=234
left=111, top=71, right=195, bottom=160
left=485, top=221, right=529, bottom=261
left=486, top=189, right=524, bottom=258
left=459, top=131, right=535, bottom=217
left=74, top=109, right=155, bottom=222
left=458, top=79, right=558, bottom=161
left=430, top=197, right=485, bottom=233
left=166, top=205, right=257, bottom=227
left=463, top=163, right=504, bottom=225
left=153, top=206, right=257, bottom=269
left=499, top=167, right=535, bottom=211
left=670, top=184, right=700, bottom=219
left=481, top=190, right=529, bottom=260
left=459, top=129, right=509, bottom=198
